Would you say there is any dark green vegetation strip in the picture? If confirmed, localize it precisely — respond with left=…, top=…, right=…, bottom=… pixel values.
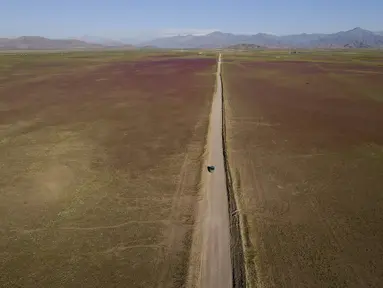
left=222, top=49, right=383, bottom=66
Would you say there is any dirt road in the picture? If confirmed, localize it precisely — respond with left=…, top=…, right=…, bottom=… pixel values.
left=198, top=53, right=233, bottom=288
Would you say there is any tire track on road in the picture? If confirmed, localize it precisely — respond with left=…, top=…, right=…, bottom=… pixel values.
left=158, top=107, right=211, bottom=288
left=188, top=54, right=240, bottom=288
left=199, top=53, right=232, bottom=288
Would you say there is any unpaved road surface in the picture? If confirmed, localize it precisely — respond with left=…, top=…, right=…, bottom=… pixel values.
left=199, top=54, right=233, bottom=288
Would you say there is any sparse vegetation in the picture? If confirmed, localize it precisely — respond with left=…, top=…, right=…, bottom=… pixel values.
left=2, top=48, right=383, bottom=287
left=0, top=51, right=216, bottom=287
left=223, top=51, right=383, bottom=287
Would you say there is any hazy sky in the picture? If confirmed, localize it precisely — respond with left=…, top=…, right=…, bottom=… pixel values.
left=1, top=0, right=382, bottom=39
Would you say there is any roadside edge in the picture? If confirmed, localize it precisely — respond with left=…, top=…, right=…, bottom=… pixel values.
left=220, top=54, right=247, bottom=288
left=185, top=57, right=219, bottom=288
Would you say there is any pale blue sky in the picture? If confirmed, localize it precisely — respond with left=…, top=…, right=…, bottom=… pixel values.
left=1, top=0, right=382, bottom=39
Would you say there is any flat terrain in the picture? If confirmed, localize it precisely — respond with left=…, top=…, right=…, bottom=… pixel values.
left=222, top=51, right=383, bottom=287
left=0, top=51, right=216, bottom=287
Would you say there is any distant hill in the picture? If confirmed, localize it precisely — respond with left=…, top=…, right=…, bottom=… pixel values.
left=306, top=27, right=383, bottom=48
left=139, top=45, right=160, bottom=50
left=226, top=43, right=265, bottom=50
left=74, top=35, right=128, bottom=47
left=139, top=27, right=383, bottom=49
left=0, top=36, right=134, bottom=50
left=2, top=28, right=382, bottom=50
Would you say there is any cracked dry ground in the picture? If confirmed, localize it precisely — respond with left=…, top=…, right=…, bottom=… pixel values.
left=0, top=54, right=216, bottom=287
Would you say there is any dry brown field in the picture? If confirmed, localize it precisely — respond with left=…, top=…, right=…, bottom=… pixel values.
left=0, top=51, right=216, bottom=287
left=223, top=52, right=383, bottom=288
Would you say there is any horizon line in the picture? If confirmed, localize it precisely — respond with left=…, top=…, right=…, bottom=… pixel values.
left=1, top=26, right=380, bottom=40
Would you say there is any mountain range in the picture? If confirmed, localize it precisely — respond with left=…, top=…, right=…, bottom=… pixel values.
left=0, top=36, right=133, bottom=50
left=0, top=28, right=382, bottom=50
left=141, top=28, right=383, bottom=49
left=71, top=35, right=127, bottom=47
